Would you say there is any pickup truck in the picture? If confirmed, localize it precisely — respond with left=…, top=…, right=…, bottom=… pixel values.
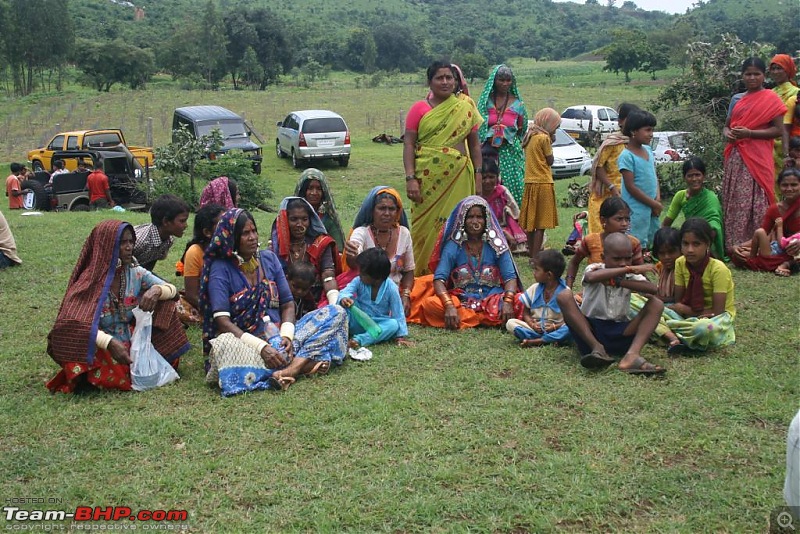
left=27, top=129, right=154, bottom=173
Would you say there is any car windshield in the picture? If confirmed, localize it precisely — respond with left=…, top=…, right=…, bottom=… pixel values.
left=561, top=108, right=591, bottom=120
left=197, top=120, right=248, bottom=139
left=552, top=129, right=576, bottom=147
left=302, top=118, right=346, bottom=134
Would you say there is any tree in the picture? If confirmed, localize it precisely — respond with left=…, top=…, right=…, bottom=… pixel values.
left=74, top=39, right=154, bottom=92
left=223, top=8, right=258, bottom=89
left=344, top=28, right=377, bottom=73
left=160, top=2, right=228, bottom=86
left=373, top=22, right=428, bottom=72
left=247, top=8, right=292, bottom=88
left=457, top=53, right=490, bottom=82
left=602, top=29, right=648, bottom=83
left=640, top=43, right=670, bottom=80
left=239, top=47, right=264, bottom=89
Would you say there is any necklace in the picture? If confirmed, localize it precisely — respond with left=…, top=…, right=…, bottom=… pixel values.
left=239, top=255, right=259, bottom=274
left=371, top=226, right=393, bottom=252
left=493, top=92, right=510, bottom=123
left=290, top=240, right=307, bottom=262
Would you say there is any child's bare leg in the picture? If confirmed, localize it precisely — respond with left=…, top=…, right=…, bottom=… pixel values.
left=619, top=297, right=664, bottom=369
left=750, top=228, right=772, bottom=257
left=529, top=229, right=545, bottom=257
left=557, top=290, right=606, bottom=356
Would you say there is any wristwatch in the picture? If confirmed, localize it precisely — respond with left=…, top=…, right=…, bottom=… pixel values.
left=405, top=174, right=417, bottom=182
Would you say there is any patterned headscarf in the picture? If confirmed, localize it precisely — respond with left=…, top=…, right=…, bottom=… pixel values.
left=522, top=107, right=561, bottom=147
left=48, top=220, right=188, bottom=366
left=200, top=176, right=235, bottom=209
left=427, top=195, right=509, bottom=274
left=770, top=54, right=798, bottom=86
left=294, top=168, right=345, bottom=248
left=352, top=186, right=409, bottom=229
left=270, top=197, right=329, bottom=260
left=451, top=64, right=470, bottom=96
left=477, top=64, right=526, bottom=141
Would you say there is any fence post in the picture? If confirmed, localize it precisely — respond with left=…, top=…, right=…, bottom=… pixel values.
left=146, top=117, right=153, bottom=147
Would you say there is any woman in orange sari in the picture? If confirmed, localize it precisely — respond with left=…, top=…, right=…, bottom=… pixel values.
left=722, top=57, right=787, bottom=254
left=404, top=60, right=483, bottom=275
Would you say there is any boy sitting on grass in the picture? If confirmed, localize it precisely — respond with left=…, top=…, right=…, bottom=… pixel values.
left=338, top=248, right=410, bottom=351
left=134, top=194, right=190, bottom=272
left=556, top=232, right=666, bottom=375
left=505, top=249, right=571, bottom=347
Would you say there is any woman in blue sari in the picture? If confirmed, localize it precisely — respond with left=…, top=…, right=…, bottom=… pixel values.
left=200, top=208, right=347, bottom=395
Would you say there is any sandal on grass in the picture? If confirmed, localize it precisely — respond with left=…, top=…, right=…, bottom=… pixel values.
left=775, top=264, right=791, bottom=277
left=268, top=374, right=295, bottom=391
left=667, top=339, right=686, bottom=355
left=580, top=350, right=615, bottom=369
left=302, top=360, right=330, bottom=377
left=619, top=356, right=666, bottom=376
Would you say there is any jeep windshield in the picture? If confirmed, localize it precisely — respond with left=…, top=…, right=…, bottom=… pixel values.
left=197, top=120, right=248, bottom=139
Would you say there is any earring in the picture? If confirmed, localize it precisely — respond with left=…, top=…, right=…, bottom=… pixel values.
left=116, top=258, right=122, bottom=269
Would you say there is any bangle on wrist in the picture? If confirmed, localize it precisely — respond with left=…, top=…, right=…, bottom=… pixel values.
left=279, top=322, right=295, bottom=341
left=401, top=288, right=411, bottom=297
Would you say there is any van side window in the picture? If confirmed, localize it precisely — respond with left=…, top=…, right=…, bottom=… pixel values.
left=598, top=109, right=608, bottom=121
left=66, top=136, right=79, bottom=150
left=48, top=135, right=65, bottom=150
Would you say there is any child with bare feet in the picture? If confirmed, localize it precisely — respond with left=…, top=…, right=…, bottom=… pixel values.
left=556, top=233, right=666, bottom=375
left=338, top=248, right=411, bottom=355
left=505, top=249, right=571, bottom=348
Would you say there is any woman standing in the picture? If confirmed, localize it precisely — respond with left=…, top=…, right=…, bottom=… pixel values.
left=769, top=54, right=798, bottom=175
left=294, top=168, right=345, bottom=251
left=722, top=57, right=787, bottom=252
left=342, top=186, right=415, bottom=314
left=47, top=221, right=189, bottom=393
left=200, top=209, right=347, bottom=393
left=404, top=60, right=483, bottom=276
left=587, top=103, right=639, bottom=234
left=476, top=65, right=529, bottom=205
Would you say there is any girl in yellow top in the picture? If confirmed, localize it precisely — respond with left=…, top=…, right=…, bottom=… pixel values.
left=587, top=103, right=639, bottom=233
left=667, top=217, right=736, bottom=350
left=520, top=108, right=560, bottom=261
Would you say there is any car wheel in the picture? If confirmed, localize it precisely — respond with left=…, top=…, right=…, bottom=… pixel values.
left=276, top=140, right=285, bottom=158
left=339, top=156, right=350, bottom=168
left=32, top=160, right=45, bottom=173
left=20, top=179, right=49, bottom=210
left=291, top=150, right=300, bottom=169
left=70, top=201, right=90, bottom=212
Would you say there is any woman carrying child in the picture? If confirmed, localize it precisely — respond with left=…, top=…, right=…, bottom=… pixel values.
left=662, top=157, right=725, bottom=260
left=564, top=197, right=643, bottom=289
left=505, top=249, right=571, bottom=347
left=175, top=203, right=225, bottom=325
left=480, top=159, right=527, bottom=254
left=618, top=109, right=661, bottom=251
left=587, top=103, right=639, bottom=233
left=665, top=218, right=736, bottom=350
left=732, top=167, right=800, bottom=275
left=415, top=196, right=521, bottom=330
left=520, top=107, right=561, bottom=259
left=338, top=248, right=410, bottom=351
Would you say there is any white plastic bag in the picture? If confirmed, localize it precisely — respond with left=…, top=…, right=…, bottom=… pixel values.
left=130, top=307, right=180, bottom=391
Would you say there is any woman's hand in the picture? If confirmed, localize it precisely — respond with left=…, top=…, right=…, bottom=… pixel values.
left=260, top=345, right=287, bottom=369
left=108, top=339, right=132, bottom=365
left=730, top=126, right=751, bottom=140
left=280, top=336, right=294, bottom=359
left=500, top=301, right=514, bottom=324
left=138, top=286, right=162, bottom=312
left=339, top=297, right=353, bottom=308
left=401, top=295, right=411, bottom=317
left=651, top=202, right=663, bottom=217
left=629, top=264, right=658, bottom=276
left=443, top=303, right=460, bottom=330
left=406, top=178, right=422, bottom=204
left=785, top=240, right=800, bottom=257
left=668, top=302, right=693, bottom=317
left=526, top=318, right=543, bottom=333
left=343, top=240, right=360, bottom=259
left=610, top=186, right=621, bottom=197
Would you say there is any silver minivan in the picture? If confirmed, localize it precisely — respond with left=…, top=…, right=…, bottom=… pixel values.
left=276, top=110, right=350, bottom=168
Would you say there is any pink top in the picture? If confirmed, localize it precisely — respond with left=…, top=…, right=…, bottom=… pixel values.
left=406, top=99, right=480, bottom=133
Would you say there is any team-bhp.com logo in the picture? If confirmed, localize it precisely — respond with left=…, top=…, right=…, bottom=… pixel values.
left=4, top=506, right=188, bottom=523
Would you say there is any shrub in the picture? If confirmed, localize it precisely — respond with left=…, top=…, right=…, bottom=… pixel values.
left=195, top=152, right=273, bottom=210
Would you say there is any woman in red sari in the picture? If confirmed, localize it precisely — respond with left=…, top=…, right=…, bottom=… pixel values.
left=722, top=57, right=787, bottom=254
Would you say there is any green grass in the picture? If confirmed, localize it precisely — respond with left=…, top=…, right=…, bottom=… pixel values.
left=0, top=67, right=798, bottom=531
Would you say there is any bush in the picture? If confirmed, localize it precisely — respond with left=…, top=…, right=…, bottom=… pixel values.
left=194, top=151, right=273, bottom=210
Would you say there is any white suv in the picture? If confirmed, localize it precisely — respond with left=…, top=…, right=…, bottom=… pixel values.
left=276, top=110, right=351, bottom=168
left=560, top=105, right=619, bottom=147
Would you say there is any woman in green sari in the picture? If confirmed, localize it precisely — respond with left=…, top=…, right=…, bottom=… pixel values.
left=662, top=158, right=726, bottom=259
left=404, top=60, right=483, bottom=276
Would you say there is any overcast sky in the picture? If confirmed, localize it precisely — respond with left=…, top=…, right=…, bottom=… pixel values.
left=552, top=0, right=697, bottom=14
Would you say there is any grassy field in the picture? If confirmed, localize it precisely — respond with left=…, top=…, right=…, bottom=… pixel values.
left=0, top=63, right=797, bottom=532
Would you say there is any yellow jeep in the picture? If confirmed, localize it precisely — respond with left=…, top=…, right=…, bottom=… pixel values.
left=27, top=129, right=154, bottom=172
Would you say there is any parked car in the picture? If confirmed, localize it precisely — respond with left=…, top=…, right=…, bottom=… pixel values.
left=173, top=106, right=263, bottom=174
left=23, top=148, right=148, bottom=212
left=551, top=128, right=592, bottom=179
left=27, top=129, right=154, bottom=172
left=651, top=131, right=692, bottom=163
left=276, top=110, right=350, bottom=168
left=560, top=105, right=619, bottom=147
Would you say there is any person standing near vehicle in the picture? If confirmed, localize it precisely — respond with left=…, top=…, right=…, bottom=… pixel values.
left=5, top=163, right=27, bottom=210
left=87, top=162, right=114, bottom=210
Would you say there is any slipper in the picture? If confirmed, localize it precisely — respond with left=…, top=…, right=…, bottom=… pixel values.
left=580, top=350, right=615, bottom=369
left=667, top=340, right=686, bottom=355
left=349, top=347, right=373, bottom=361
left=619, top=356, right=666, bottom=376
left=268, top=374, right=295, bottom=391
left=302, top=360, right=330, bottom=377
